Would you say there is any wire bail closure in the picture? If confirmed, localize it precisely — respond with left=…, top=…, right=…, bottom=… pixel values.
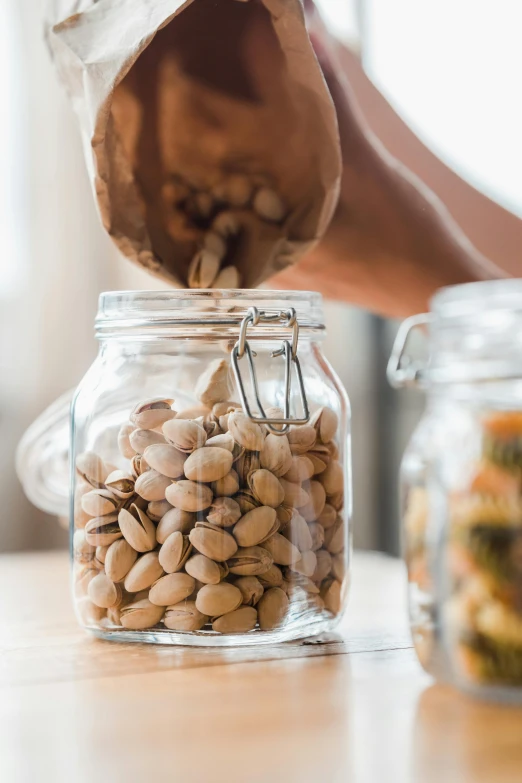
left=231, top=307, right=310, bottom=435
left=387, top=313, right=431, bottom=389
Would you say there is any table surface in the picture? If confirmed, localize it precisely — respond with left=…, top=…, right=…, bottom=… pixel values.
left=1, top=551, right=521, bottom=783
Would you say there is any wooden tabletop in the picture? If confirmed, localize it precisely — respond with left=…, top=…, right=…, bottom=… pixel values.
left=1, top=551, right=521, bottom=783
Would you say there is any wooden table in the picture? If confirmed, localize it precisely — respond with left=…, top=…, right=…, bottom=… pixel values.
left=1, top=551, right=521, bottom=783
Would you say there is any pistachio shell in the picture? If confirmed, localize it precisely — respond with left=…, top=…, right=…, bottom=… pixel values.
left=312, top=549, right=333, bottom=582
left=253, top=187, right=287, bottom=222
left=124, top=552, right=164, bottom=592
left=87, top=573, right=122, bottom=609
left=284, top=571, right=320, bottom=594
left=212, top=606, right=257, bottom=634
left=282, top=456, right=315, bottom=483
left=234, top=576, right=264, bottom=606
left=211, top=266, right=241, bottom=289
left=185, top=554, right=228, bottom=585
left=104, top=539, right=138, bottom=582
left=130, top=398, right=175, bottom=430
left=75, top=451, right=108, bottom=489
left=318, top=504, right=337, bottom=529
left=143, top=444, right=187, bottom=479
left=324, top=517, right=345, bottom=555
left=74, top=566, right=99, bottom=597
left=176, top=405, right=211, bottom=420
left=235, top=489, right=260, bottom=514
left=188, top=249, right=220, bottom=288
left=300, top=481, right=327, bottom=522
left=248, top=469, right=285, bottom=508
left=263, top=406, right=286, bottom=433
left=260, top=434, right=293, bottom=477
left=258, top=564, right=283, bottom=588
left=130, top=454, right=149, bottom=479
left=81, top=489, right=119, bottom=517
left=118, top=422, right=136, bottom=459
left=184, top=447, right=233, bottom=483
left=310, top=406, right=338, bottom=443
left=147, top=499, right=173, bottom=522
left=206, top=497, right=241, bottom=528
left=76, top=597, right=106, bottom=625
left=275, top=504, right=294, bottom=527
left=195, top=358, right=234, bottom=406
left=84, top=515, right=122, bottom=547
left=290, top=550, right=317, bottom=578
left=95, top=545, right=109, bottom=565
left=212, top=174, right=252, bottom=207
left=228, top=411, right=265, bottom=451
left=233, top=506, right=279, bottom=547
left=118, top=505, right=156, bottom=552
left=321, top=579, right=342, bottom=614
left=308, top=453, right=328, bottom=475
left=158, top=531, right=192, bottom=573
left=162, top=419, right=207, bottom=453
left=166, top=480, right=213, bottom=512
left=328, top=490, right=344, bottom=511
left=156, top=508, right=195, bottom=543
left=189, top=523, right=238, bottom=562
left=284, top=512, right=313, bottom=552
left=105, top=471, right=135, bottom=500
left=73, top=529, right=96, bottom=561
left=134, top=470, right=172, bottom=501
left=286, top=426, right=316, bottom=455
left=332, top=553, right=346, bottom=581
left=279, top=479, right=309, bottom=508
left=320, top=461, right=344, bottom=496
left=195, top=583, right=242, bottom=617
left=211, top=469, right=240, bottom=497
left=227, top=546, right=274, bottom=576
left=129, top=428, right=166, bottom=454
left=120, top=598, right=165, bottom=629
left=262, top=533, right=300, bottom=566
left=257, top=587, right=289, bottom=630
left=235, top=451, right=261, bottom=485
left=163, top=600, right=208, bottom=631
left=205, top=432, right=236, bottom=452
left=149, top=573, right=195, bottom=606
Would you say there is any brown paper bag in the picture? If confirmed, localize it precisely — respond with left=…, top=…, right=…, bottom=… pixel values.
left=46, top=0, right=341, bottom=288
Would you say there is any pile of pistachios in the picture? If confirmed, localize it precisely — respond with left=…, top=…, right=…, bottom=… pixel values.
left=73, top=358, right=345, bottom=636
left=162, top=173, right=287, bottom=289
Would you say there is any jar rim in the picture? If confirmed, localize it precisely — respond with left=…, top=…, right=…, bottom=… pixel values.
left=431, top=279, right=522, bottom=321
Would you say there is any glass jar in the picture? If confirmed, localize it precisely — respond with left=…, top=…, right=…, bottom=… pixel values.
left=18, top=290, right=350, bottom=645
left=389, top=280, right=522, bottom=701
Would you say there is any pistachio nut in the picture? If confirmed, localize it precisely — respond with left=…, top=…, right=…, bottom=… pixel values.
left=166, top=480, right=213, bottom=512
left=162, top=418, right=207, bottom=453
left=308, top=453, right=328, bottom=476
left=318, top=503, right=337, bottom=529
left=227, top=546, right=274, bottom=576
left=286, top=426, right=316, bottom=455
left=332, top=553, right=346, bottom=582
left=321, top=578, right=342, bottom=614
left=319, top=461, right=344, bottom=496
left=118, top=422, right=136, bottom=459
left=201, top=419, right=221, bottom=438
left=328, top=490, right=344, bottom=511
left=284, top=571, right=320, bottom=594
left=257, top=563, right=283, bottom=588
left=312, top=549, right=333, bottom=582
left=130, top=398, right=176, bottom=430
left=95, top=546, right=108, bottom=564
left=257, top=587, right=289, bottom=630
left=260, top=433, right=293, bottom=477
left=195, top=582, right=242, bottom=617
left=185, top=553, right=228, bottom=585
left=74, top=486, right=91, bottom=529
left=129, top=428, right=166, bottom=455
left=233, top=506, right=279, bottom=547
left=308, top=521, right=325, bottom=551
left=212, top=606, right=257, bottom=634
left=75, top=451, right=108, bottom=489
left=211, top=266, right=241, bottom=289
left=163, top=600, right=208, bottom=631
left=284, top=512, right=313, bottom=552
left=212, top=210, right=240, bottom=237
left=263, top=406, right=285, bottom=433
left=213, top=174, right=252, bottom=207
left=205, top=432, right=235, bottom=453
left=248, top=469, right=284, bottom=508
left=81, top=489, right=120, bottom=517
left=227, top=411, right=265, bottom=451
left=189, top=522, right=238, bottom=562
left=211, top=469, right=240, bottom=497
left=235, top=489, right=260, bottom=514
left=324, top=517, right=345, bottom=555
left=105, top=471, right=135, bottom=500
left=188, top=249, right=220, bottom=288
left=184, top=446, right=233, bottom=483
left=234, top=576, right=264, bottom=606
left=282, top=456, right=315, bottom=484
left=156, top=507, right=195, bottom=543
left=143, top=444, right=187, bottom=480
left=275, top=503, right=294, bottom=528
left=120, top=598, right=165, bottom=629
left=235, top=451, right=261, bottom=485
left=118, top=504, right=156, bottom=552
left=104, top=539, right=138, bottom=582
left=130, top=454, right=149, bottom=479
left=253, top=187, right=287, bottom=222
left=328, top=440, right=340, bottom=460
left=289, top=550, right=317, bottom=578
left=206, top=497, right=241, bottom=528
left=211, top=401, right=240, bottom=421
left=124, top=552, right=164, bottom=593
left=87, top=573, right=122, bottom=609
left=76, top=597, right=107, bottom=625
left=262, top=533, right=300, bottom=566
left=279, top=479, right=309, bottom=509
left=195, top=358, right=234, bottom=406
left=310, top=406, right=338, bottom=444
left=134, top=469, right=171, bottom=501
left=300, top=481, right=327, bottom=523
left=105, top=605, right=122, bottom=626
left=84, top=515, right=122, bottom=547
left=203, top=230, right=227, bottom=259
left=149, top=573, right=195, bottom=607
left=147, top=499, right=173, bottom=523
left=176, top=405, right=211, bottom=420
left=74, top=566, right=99, bottom=597
left=158, top=531, right=192, bottom=573
left=73, top=529, right=96, bottom=561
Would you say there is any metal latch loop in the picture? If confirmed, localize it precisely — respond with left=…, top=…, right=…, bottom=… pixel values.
left=387, top=313, right=431, bottom=389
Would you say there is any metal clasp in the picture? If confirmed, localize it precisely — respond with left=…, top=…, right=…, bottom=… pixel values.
left=231, top=307, right=310, bottom=435
left=387, top=313, right=431, bottom=389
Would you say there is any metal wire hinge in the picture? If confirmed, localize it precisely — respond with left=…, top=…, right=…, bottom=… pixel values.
left=387, top=313, right=431, bottom=389
left=231, top=307, right=310, bottom=435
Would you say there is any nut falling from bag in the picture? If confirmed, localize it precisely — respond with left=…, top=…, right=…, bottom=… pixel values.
left=46, top=0, right=341, bottom=288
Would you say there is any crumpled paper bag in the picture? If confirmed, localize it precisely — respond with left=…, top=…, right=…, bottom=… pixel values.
left=45, top=0, right=341, bottom=288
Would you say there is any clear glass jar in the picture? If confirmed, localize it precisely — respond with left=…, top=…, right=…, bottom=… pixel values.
left=19, top=290, right=351, bottom=645
left=389, top=280, right=522, bottom=701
